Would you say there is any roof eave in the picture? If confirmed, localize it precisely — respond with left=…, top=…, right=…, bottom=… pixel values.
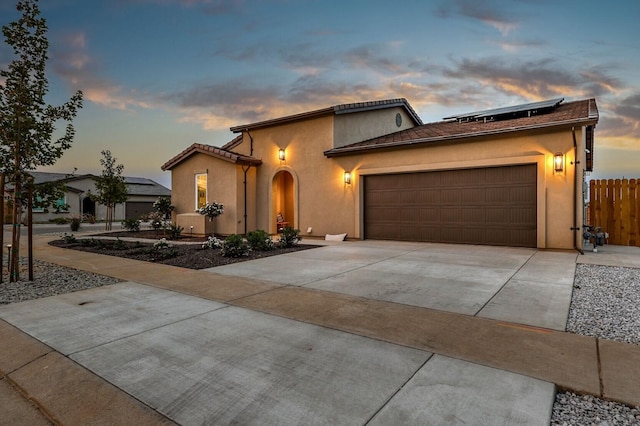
left=230, top=98, right=423, bottom=132
left=324, top=116, right=599, bottom=158
left=161, top=146, right=262, bottom=171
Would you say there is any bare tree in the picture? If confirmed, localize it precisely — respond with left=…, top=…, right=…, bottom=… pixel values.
left=91, top=150, right=128, bottom=231
left=0, top=0, right=83, bottom=281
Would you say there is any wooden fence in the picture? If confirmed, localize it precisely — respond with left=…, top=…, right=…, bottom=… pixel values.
left=589, top=179, right=640, bottom=247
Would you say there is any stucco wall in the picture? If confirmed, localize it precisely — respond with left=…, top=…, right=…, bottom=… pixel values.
left=346, top=126, right=585, bottom=249
left=333, top=107, right=416, bottom=148
left=170, top=114, right=588, bottom=249
left=170, top=153, right=240, bottom=235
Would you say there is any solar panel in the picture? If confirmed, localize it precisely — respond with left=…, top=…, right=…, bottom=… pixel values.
left=444, top=97, right=564, bottom=122
left=125, top=177, right=153, bottom=185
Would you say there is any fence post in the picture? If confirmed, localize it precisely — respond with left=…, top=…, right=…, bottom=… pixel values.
left=630, top=179, right=637, bottom=246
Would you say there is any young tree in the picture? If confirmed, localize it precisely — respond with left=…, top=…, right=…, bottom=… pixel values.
left=0, top=0, right=83, bottom=281
left=91, top=150, right=128, bottom=231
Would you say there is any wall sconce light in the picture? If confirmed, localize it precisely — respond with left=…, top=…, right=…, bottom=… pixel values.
left=278, top=148, right=285, bottom=161
left=554, top=152, right=564, bottom=172
left=344, top=171, right=352, bottom=185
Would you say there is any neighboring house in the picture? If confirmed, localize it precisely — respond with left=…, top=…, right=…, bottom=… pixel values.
left=7, top=172, right=171, bottom=222
left=162, top=97, right=598, bottom=250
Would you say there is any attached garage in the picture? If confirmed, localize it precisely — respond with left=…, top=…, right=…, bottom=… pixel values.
left=125, top=202, right=155, bottom=220
left=364, top=164, right=537, bottom=247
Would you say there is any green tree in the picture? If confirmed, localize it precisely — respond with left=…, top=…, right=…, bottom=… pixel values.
left=0, top=0, right=83, bottom=281
left=153, top=196, right=174, bottom=219
left=91, top=150, right=128, bottom=231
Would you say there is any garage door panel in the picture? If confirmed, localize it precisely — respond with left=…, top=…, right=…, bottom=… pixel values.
left=364, top=165, right=537, bottom=247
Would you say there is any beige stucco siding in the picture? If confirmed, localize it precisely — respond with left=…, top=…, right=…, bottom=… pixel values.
left=333, top=107, right=416, bottom=148
left=234, top=115, right=351, bottom=235
left=170, top=154, right=240, bottom=235
left=169, top=112, right=589, bottom=249
left=347, top=126, right=583, bottom=249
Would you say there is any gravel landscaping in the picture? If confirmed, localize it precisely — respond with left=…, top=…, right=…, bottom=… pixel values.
left=1, top=248, right=639, bottom=424
left=0, top=255, right=122, bottom=305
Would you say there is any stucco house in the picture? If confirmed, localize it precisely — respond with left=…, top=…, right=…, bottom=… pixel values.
left=162, top=97, right=598, bottom=249
left=16, top=172, right=171, bottom=222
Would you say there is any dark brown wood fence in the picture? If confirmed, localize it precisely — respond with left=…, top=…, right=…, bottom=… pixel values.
left=589, top=179, right=640, bottom=246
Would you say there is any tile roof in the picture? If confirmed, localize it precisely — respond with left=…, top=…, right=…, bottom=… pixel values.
left=229, top=98, right=422, bottom=132
left=324, top=98, right=599, bottom=157
left=161, top=142, right=262, bottom=171
left=221, top=134, right=243, bottom=151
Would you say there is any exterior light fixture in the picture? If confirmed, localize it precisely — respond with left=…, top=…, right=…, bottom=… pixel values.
left=554, top=152, right=564, bottom=172
left=278, top=148, right=285, bottom=161
left=344, top=171, right=352, bottom=185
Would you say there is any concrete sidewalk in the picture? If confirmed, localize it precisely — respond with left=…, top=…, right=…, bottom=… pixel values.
left=1, top=237, right=639, bottom=425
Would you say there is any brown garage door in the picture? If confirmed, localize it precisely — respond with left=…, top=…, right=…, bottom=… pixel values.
left=364, top=164, right=537, bottom=247
left=125, top=202, right=155, bottom=220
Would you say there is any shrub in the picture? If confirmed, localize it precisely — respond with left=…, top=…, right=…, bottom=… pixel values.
left=246, top=229, right=275, bottom=251
left=81, top=238, right=105, bottom=249
left=121, top=218, right=141, bottom=232
left=50, top=217, right=69, bottom=225
left=164, top=224, right=183, bottom=239
left=197, top=201, right=224, bottom=219
left=60, top=232, right=76, bottom=243
left=202, top=236, right=223, bottom=250
left=148, top=238, right=178, bottom=260
left=69, top=215, right=81, bottom=231
left=220, top=234, right=250, bottom=258
left=153, top=238, right=172, bottom=250
left=113, top=238, right=128, bottom=250
left=82, top=214, right=96, bottom=224
left=148, top=211, right=164, bottom=231
left=154, top=197, right=174, bottom=218
left=278, top=226, right=302, bottom=248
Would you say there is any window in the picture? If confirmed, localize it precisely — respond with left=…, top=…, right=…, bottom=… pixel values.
left=195, top=174, right=207, bottom=210
left=33, top=195, right=68, bottom=213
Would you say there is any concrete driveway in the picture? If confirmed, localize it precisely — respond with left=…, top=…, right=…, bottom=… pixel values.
left=208, top=240, right=578, bottom=330
left=0, top=238, right=588, bottom=425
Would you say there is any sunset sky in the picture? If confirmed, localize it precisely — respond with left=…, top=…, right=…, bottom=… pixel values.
left=1, top=0, right=638, bottom=188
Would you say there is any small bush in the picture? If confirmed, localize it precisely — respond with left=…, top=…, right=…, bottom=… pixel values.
left=82, top=214, right=96, bottom=224
left=148, top=211, right=164, bottom=231
left=148, top=238, right=178, bottom=260
left=113, top=238, right=128, bottom=250
left=278, top=226, right=302, bottom=248
left=220, top=234, right=250, bottom=258
left=69, top=215, right=81, bottom=231
left=247, top=229, right=275, bottom=251
left=154, top=197, right=174, bottom=219
left=81, top=238, right=105, bottom=249
left=60, top=232, right=76, bottom=243
left=164, top=224, right=183, bottom=239
left=50, top=217, right=69, bottom=225
left=122, top=218, right=141, bottom=232
left=202, top=236, right=223, bottom=250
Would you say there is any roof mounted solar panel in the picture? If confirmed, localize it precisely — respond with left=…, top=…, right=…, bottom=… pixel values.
left=444, top=97, right=564, bottom=122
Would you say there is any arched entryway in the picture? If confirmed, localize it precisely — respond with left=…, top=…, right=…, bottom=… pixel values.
left=272, top=170, right=295, bottom=232
left=82, top=196, right=95, bottom=218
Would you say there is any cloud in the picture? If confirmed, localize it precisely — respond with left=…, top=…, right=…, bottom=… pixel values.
left=343, top=44, right=408, bottom=75
left=614, top=92, right=640, bottom=122
left=597, top=93, right=640, bottom=144
left=442, top=57, right=623, bottom=101
left=49, top=31, right=153, bottom=111
left=490, top=38, right=546, bottom=53
left=121, top=0, right=246, bottom=14
left=437, top=0, right=520, bottom=35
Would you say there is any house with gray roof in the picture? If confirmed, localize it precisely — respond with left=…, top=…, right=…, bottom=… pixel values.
left=13, top=172, right=171, bottom=222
